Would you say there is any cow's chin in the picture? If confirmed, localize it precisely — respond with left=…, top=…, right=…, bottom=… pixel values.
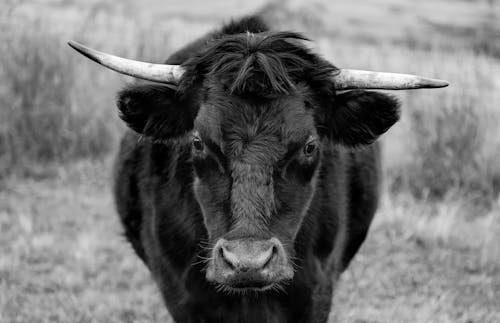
left=218, top=282, right=278, bottom=294
left=206, top=267, right=294, bottom=294
left=213, top=279, right=289, bottom=294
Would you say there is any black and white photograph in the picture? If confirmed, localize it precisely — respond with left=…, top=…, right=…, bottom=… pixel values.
left=1, top=0, right=499, bottom=322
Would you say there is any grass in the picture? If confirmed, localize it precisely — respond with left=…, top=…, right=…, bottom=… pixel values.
left=1, top=0, right=499, bottom=322
left=1, top=162, right=499, bottom=323
left=331, top=197, right=500, bottom=323
left=0, top=27, right=117, bottom=175
left=0, top=162, right=170, bottom=323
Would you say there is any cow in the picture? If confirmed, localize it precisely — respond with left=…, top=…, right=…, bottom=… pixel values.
left=69, top=16, right=448, bottom=323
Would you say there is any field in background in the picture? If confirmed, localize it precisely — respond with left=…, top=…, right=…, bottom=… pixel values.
left=1, top=0, right=499, bottom=322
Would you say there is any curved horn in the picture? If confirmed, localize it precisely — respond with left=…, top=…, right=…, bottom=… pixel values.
left=68, top=41, right=185, bottom=84
left=333, top=69, right=449, bottom=90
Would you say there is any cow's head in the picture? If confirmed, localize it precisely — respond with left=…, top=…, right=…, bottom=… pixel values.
left=69, top=32, right=447, bottom=292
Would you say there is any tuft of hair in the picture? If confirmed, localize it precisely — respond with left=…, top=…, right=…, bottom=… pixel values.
left=181, top=31, right=338, bottom=97
left=220, top=16, right=270, bottom=35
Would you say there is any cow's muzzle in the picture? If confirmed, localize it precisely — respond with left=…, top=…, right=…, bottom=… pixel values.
left=206, top=237, right=294, bottom=291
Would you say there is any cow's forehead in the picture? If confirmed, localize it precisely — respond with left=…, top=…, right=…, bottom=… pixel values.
left=194, top=93, right=316, bottom=163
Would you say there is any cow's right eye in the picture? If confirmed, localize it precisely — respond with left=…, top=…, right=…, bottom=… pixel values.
left=192, top=136, right=204, bottom=151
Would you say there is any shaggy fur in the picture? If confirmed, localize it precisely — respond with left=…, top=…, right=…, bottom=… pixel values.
left=113, top=15, right=400, bottom=323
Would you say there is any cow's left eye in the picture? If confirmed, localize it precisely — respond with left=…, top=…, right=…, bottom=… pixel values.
left=192, top=136, right=204, bottom=151
left=304, top=140, right=318, bottom=157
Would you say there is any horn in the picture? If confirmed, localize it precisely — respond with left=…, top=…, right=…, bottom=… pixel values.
left=333, top=69, right=449, bottom=90
left=68, top=41, right=184, bottom=84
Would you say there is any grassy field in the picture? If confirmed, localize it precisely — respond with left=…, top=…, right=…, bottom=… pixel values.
left=1, top=0, right=500, bottom=322
left=1, top=164, right=499, bottom=323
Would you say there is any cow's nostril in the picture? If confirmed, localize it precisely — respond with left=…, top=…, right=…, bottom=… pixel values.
left=220, top=246, right=235, bottom=269
left=255, top=245, right=274, bottom=269
left=262, top=245, right=277, bottom=268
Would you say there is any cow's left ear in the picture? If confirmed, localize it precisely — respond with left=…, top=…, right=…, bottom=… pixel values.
left=319, top=90, right=400, bottom=147
left=117, top=84, right=199, bottom=140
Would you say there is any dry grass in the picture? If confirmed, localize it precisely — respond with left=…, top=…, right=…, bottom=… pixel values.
left=1, top=0, right=499, bottom=322
left=1, top=163, right=498, bottom=323
left=0, top=0, right=177, bottom=176
left=0, top=161, right=170, bottom=323
left=331, top=193, right=500, bottom=323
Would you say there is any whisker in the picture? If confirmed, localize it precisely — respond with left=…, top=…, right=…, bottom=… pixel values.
left=196, top=255, right=213, bottom=260
left=191, top=258, right=212, bottom=267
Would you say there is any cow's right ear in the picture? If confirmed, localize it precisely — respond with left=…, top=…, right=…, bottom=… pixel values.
left=116, top=84, right=199, bottom=139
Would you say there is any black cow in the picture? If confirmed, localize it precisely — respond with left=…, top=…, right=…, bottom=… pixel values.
left=69, top=15, right=448, bottom=323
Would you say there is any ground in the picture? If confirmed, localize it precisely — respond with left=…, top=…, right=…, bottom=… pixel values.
left=1, top=162, right=498, bottom=323
left=1, top=0, right=500, bottom=322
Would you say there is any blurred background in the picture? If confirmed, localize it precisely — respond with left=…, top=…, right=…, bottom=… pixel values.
left=1, top=0, right=499, bottom=322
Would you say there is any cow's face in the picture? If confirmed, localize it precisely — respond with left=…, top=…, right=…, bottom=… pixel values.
left=116, top=81, right=399, bottom=292
left=115, top=28, right=400, bottom=292
left=192, top=87, right=319, bottom=291
left=69, top=24, right=447, bottom=294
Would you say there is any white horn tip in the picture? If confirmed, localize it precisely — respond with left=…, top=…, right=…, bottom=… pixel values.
left=423, top=77, right=450, bottom=88
left=436, top=79, right=450, bottom=88
left=67, top=40, right=103, bottom=64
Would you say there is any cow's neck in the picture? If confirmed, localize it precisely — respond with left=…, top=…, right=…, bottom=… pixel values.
left=193, top=293, right=302, bottom=323
left=179, top=253, right=319, bottom=323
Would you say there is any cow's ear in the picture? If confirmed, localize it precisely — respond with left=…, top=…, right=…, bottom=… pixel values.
left=116, top=84, right=199, bottom=139
left=321, top=90, right=400, bottom=147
